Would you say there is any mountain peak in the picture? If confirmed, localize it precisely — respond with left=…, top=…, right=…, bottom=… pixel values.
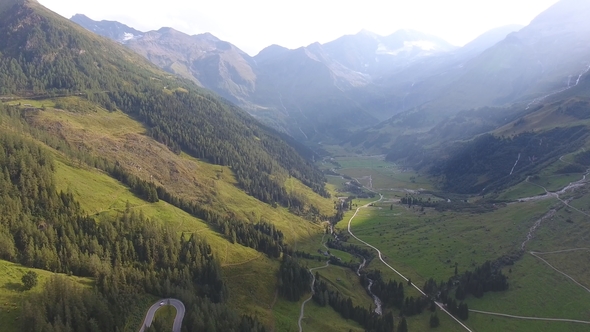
left=357, top=29, right=379, bottom=38
left=529, top=0, right=590, bottom=29
left=254, top=44, right=290, bottom=62
left=193, top=32, right=220, bottom=42
left=71, top=14, right=144, bottom=43
left=70, top=13, right=93, bottom=24
left=71, top=13, right=89, bottom=19
left=157, top=26, right=178, bottom=34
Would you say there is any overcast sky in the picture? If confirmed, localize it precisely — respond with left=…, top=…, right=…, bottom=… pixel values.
left=38, top=0, right=560, bottom=56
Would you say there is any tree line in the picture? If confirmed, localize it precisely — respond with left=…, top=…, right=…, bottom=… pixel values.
left=312, top=275, right=396, bottom=332
left=277, top=255, right=313, bottom=302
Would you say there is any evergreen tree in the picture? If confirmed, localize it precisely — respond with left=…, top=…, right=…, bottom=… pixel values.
left=21, top=271, right=38, bottom=290
left=429, top=313, right=440, bottom=328
left=397, top=317, right=408, bottom=332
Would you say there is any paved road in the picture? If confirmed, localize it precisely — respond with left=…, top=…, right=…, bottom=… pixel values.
left=347, top=193, right=474, bottom=332
left=139, top=298, right=185, bottom=332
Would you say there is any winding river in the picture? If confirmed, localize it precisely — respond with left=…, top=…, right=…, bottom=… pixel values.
left=356, top=257, right=383, bottom=315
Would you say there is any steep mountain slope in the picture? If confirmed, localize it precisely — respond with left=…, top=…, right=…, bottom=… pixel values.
left=377, top=66, right=590, bottom=197
left=0, top=0, right=328, bottom=207
left=0, top=1, right=340, bottom=330
left=252, top=42, right=379, bottom=141
left=454, top=24, right=523, bottom=59
left=71, top=15, right=471, bottom=142
left=126, top=28, right=258, bottom=104
left=323, top=29, right=457, bottom=76
left=346, top=25, right=523, bottom=121
left=351, top=0, right=590, bottom=153
left=424, top=0, right=590, bottom=113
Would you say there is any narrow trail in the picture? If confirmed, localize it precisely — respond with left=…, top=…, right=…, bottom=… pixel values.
left=346, top=193, right=474, bottom=332
left=559, top=155, right=572, bottom=165
left=529, top=248, right=590, bottom=294
left=298, top=260, right=330, bottom=332
left=220, top=254, right=262, bottom=267
left=298, top=233, right=329, bottom=332
left=268, top=289, right=279, bottom=332
left=470, top=309, right=590, bottom=325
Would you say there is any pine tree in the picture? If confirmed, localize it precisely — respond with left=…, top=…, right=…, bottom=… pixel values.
left=21, top=271, right=38, bottom=290
left=429, top=313, right=440, bottom=327
left=398, top=317, right=408, bottom=332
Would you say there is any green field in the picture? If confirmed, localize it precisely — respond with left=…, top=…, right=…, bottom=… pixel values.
left=152, top=305, right=177, bottom=331
left=317, top=155, right=590, bottom=332
left=340, top=199, right=556, bottom=282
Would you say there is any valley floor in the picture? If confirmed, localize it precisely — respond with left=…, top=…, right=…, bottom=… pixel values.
left=305, top=152, right=590, bottom=332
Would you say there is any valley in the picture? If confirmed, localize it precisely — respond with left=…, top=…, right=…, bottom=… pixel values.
left=315, top=153, right=590, bottom=331
left=1, top=0, right=590, bottom=331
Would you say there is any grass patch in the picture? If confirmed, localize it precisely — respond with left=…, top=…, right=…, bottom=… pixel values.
left=339, top=167, right=433, bottom=191
left=316, top=264, right=375, bottom=310
left=467, top=254, right=590, bottom=321
left=339, top=199, right=555, bottom=284
left=223, top=256, right=279, bottom=327
left=152, top=305, right=177, bottom=331
left=0, top=260, right=94, bottom=332
left=272, top=293, right=364, bottom=332
left=497, top=179, right=546, bottom=200
left=468, top=311, right=590, bottom=332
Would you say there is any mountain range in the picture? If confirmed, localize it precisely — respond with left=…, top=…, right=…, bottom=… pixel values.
left=71, top=14, right=523, bottom=142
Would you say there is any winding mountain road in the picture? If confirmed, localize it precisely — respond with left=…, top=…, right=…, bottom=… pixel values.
left=138, top=298, right=186, bottom=332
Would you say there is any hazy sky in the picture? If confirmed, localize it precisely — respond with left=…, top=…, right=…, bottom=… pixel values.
left=38, top=0, right=560, bottom=55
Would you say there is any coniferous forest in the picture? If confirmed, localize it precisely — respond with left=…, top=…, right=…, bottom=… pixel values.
left=0, top=1, right=328, bottom=212
left=0, top=130, right=265, bottom=331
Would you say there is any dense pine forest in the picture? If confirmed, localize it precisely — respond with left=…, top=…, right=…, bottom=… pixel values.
left=0, top=129, right=266, bottom=331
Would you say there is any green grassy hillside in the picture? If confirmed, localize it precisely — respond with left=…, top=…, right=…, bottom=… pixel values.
left=0, top=261, right=84, bottom=329
left=0, top=99, right=340, bottom=329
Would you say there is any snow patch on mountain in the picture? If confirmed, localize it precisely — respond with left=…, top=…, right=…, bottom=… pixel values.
left=122, top=33, right=135, bottom=41
left=378, top=40, right=439, bottom=56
